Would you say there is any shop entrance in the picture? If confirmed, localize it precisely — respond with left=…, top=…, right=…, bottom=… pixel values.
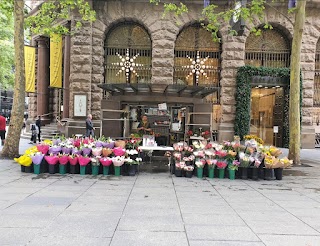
left=250, top=86, right=284, bottom=146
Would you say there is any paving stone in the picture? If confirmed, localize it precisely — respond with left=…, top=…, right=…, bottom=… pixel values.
left=28, top=236, right=112, bottom=246
left=259, top=234, right=320, bottom=246
left=183, top=213, right=246, bottom=226
left=0, top=228, right=40, bottom=245
left=110, top=231, right=188, bottom=246
left=189, top=241, right=265, bottom=246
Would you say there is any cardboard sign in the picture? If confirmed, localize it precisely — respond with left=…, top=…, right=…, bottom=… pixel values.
left=158, top=103, right=167, bottom=111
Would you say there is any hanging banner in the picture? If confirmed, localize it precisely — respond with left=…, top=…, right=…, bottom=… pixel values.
left=24, top=46, right=36, bottom=93
left=50, top=34, right=62, bottom=88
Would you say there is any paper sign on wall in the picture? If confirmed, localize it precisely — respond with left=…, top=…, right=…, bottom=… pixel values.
left=273, top=126, right=279, bottom=133
left=158, top=103, right=167, bottom=111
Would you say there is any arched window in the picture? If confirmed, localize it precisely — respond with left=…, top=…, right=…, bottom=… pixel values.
left=245, top=28, right=291, bottom=68
left=315, top=39, right=320, bottom=107
left=104, top=22, right=152, bottom=84
left=174, top=24, right=221, bottom=87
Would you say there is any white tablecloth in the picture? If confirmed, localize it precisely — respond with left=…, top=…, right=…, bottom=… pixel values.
left=138, top=146, right=174, bottom=151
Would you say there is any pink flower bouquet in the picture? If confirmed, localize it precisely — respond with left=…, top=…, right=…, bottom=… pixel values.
left=44, top=155, right=59, bottom=165
left=113, top=147, right=126, bottom=157
left=58, top=154, right=69, bottom=165
left=100, top=157, right=113, bottom=167
left=78, top=155, right=91, bottom=166
left=206, top=159, right=217, bottom=166
left=37, top=144, right=49, bottom=155
left=68, top=155, right=78, bottom=165
left=195, top=159, right=206, bottom=168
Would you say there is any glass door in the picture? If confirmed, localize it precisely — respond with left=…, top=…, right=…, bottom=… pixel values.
left=250, top=87, right=284, bottom=146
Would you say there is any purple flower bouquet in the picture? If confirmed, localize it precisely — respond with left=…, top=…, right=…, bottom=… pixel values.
left=31, top=153, right=44, bottom=165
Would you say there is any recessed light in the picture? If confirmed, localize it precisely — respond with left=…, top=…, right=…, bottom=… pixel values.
left=258, top=85, right=262, bottom=88
left=264, top=87, right=268, bottom=89
left=275, top=85, right=280, bottom=88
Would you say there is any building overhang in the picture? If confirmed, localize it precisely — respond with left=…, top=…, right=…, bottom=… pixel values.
left=98, top=83, right=219, bottom=98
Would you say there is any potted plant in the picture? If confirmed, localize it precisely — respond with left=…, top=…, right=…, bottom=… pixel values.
left=58, top=153, right=69, bottom=175
left=100, top=157, right=113, bottom=175
left=31, top=152, right=44, bottom=175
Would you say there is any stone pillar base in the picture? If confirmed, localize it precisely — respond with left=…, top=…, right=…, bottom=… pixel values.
left=301, top=125, right=315, bottom=149
left=218, top=123, right=234, bottom=142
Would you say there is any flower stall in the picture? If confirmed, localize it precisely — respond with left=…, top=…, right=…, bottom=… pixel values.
left=15, top=134, right=292, bottom=180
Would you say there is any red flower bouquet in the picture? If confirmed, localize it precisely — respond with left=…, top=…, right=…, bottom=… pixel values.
left=68, top=155, right=78, bottom=165
left=216, top=160, right=227, bottom=169
left=44, top=155, right=59, bottom=165
left=78, top=155, right=91, bottom=166
left=113, top=147, right=126, bottom=157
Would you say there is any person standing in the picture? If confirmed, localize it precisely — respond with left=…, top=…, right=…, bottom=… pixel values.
left=0, top=113, right=6, bottom=146
left=137, top=115, right=152, bottom=135
left=35, top=116, right=42, bottom=143
left=85, top=114, right=95, bottom=138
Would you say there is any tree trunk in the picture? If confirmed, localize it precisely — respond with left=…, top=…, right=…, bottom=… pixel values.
left=0, top=0, right=25, bottom=158
left=288, top=0, right=306, bottom=165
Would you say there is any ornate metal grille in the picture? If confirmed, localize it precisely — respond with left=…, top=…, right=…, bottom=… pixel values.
left=314, top=39, right=320, bottom=107
left=245, top=29, right=291, bottom=68
left=104, top=23, right=152, bottom=85
left=174, top=24, right=221, bottom=103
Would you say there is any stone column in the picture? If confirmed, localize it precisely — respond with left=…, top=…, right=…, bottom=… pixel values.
left=218, top=34, right=246, bottom=142
left=36, top=37, right=50, bottom=121
left=63, top=34, right=71, bottom=119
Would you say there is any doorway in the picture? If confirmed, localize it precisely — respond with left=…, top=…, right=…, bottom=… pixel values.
left=250, top=86, right=284, bottom=146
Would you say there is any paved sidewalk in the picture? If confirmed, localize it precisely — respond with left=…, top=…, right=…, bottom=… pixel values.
left=1, top=158, right=320, bottom=246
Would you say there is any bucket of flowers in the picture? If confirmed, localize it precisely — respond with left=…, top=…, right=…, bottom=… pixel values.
left=125, top=156, right=142, bottom=176
left=206, top=158, right=217, bottom=179
left=175, top=161, right=185, bottom=177
left=58, top=153, right=69, bottom=175
left=195, top=158, right=206, bottom=179
left=100, top=157, right=113, bottom=175
left=216, top=159, right=227, bottom=179
left=45, top=154, right=59, bottom=174
left=78, top=155, right=91, bottom=175
left=68, top=154, right=79, bottom=174
left=228, top=160, right=240, bottom=180
left=91, top=157, right=101, bottom=176
left=275, top=157, right=293, bottom=180
left=239, top=152, right=251, bottom=179
left=81, top=143, right=92, bottom=156
left=92, top=147, right=102, bottom=157
left=36, top=144, right=50, bottom=155
left=112, top=156, right=126, bottom=176
left=184, top=165, right=194, bottom=178
left=31, top=152, right=44, bottom=175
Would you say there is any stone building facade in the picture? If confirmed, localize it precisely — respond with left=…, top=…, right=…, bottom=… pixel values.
left=28, top=0, right=320, bottom=148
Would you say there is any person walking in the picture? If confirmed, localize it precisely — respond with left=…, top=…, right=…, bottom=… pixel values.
left=85, top=114, right=95, bottom=138
left=29, top=123, right=38, bottom=144
left=35, top=116, right=41, bottom=143
left=0, top=113, right=6, bottom=146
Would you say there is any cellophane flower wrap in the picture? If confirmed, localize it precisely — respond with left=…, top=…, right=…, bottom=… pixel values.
left=102, top=148, right=113, bottom=157
left=216, top=160, right=227, bottom=169
left=91, top=157, right=101, bottom=166
left=100, top=157, right=113, bottom=166
left=81, top=144, right=92, bottom=156
left=72, top=147, right=82, bottom=155
left=95, top=141, right=104, bottom=148
left=45, top=155, right=59, bottom=165
left=58, top=154, right=69, bottom=165
left=184, top=165, right=194, bottom=171
left=92, top=147, right=102, bottom=157
left=78, top=155, right=91, bottom=166
left=175, top=161, right=186, bottom=170
left=61, top=146, right=72, bottom=155
left=228, top=160, right=240, bottom=170
left=112, top=156, right=125, bottom=166
left=48, top=145, right=61, bottom=155
left=31, top=152, right=44, bottom=165
left=239, top=152, right=251, bottom=168
left=68, top=155, right=78, bottom=165
left=36, top=144, right=49, bottom=155
left=206, top=159, right=217, bottom=167
left=195, top=158, right=206, bottom=168
left=113, top=147, right=126, bottom=157
left=102, top=139, right=115, bottom=149
left=15, top=155, right=33, bottom=166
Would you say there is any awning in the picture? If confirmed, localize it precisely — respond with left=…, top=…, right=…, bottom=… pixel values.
left=98, top=83, right=219, bottom=98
